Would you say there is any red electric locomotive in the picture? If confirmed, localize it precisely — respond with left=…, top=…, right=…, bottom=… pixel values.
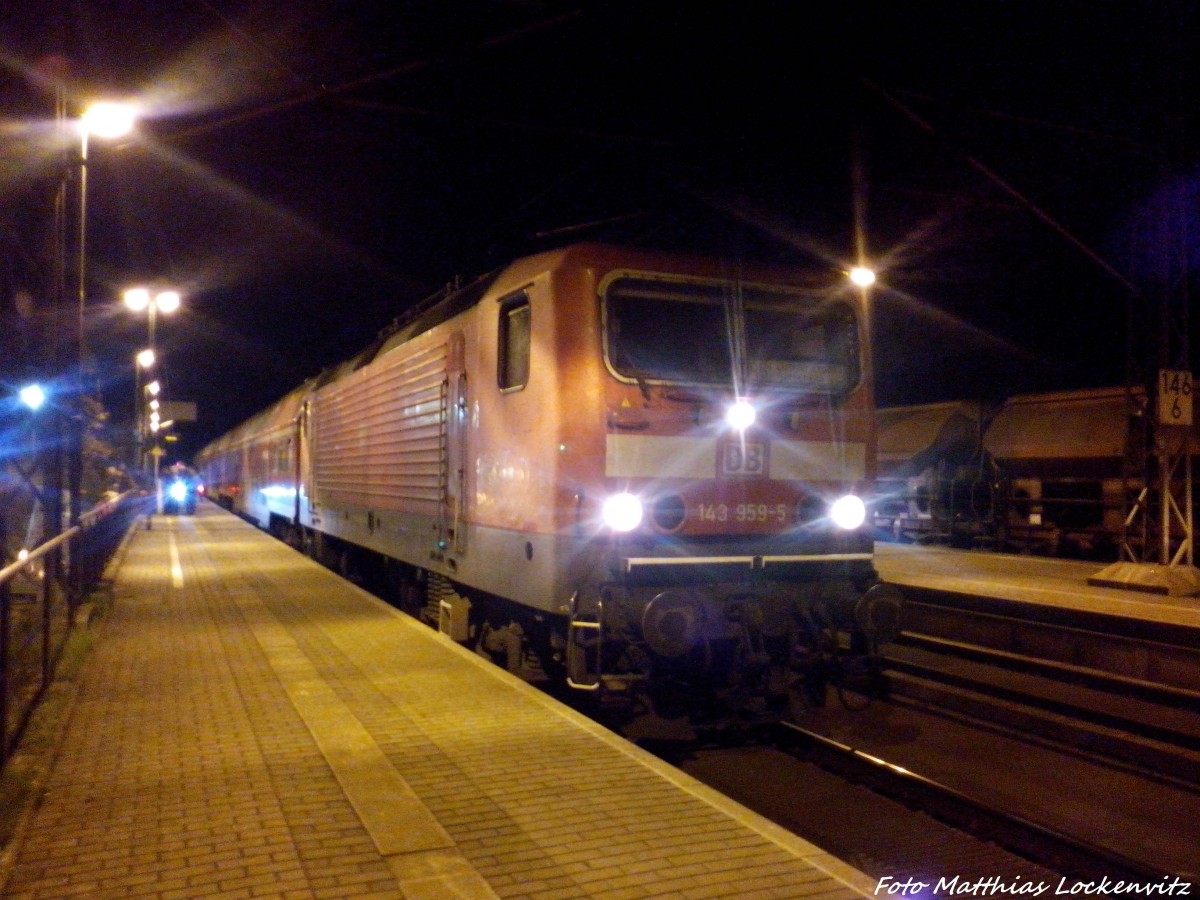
left=197, top=243, right=902, bottom=720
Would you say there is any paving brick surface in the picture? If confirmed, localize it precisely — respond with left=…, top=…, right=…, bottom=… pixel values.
left=1, top=506, right=873, bottom=899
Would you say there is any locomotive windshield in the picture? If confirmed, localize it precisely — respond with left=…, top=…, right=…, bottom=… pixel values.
left=603, top=275, right=860, bottom=393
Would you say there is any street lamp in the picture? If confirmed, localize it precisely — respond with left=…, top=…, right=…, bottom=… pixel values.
left=848, top=266, right=876, bottom=288
left=123, top=288, right=181, bottom=351
left=19, top=384, right=47, bottom=411
left=77, top=102, right=137, bottom=368
left=124, top=287, right=179, bottom=473
left=65, top=101, right=136, bottom=529
left=81, top=102, right=137, bottom=140
left=133, top=349, right=155, bottom=468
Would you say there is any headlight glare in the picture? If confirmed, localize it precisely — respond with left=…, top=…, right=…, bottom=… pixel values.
left=725, top=399, right=756, bottom=431
left=830, top=494, right=866, bottom=530
left=168, top=481, right=188, bottom=502
left=602, top=493, right=643, bottom=532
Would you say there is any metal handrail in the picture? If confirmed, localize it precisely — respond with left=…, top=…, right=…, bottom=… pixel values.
left=0, top=527, right=73, bottom=590
left=2, top=489, right=143, bottom=769
left=0, top=490, right=137, bottom=589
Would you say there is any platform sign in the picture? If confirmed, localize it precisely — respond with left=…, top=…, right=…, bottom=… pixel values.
left=159, top=400, right=198, bottom=423
left=1158, top=369, right=1193, bottom=427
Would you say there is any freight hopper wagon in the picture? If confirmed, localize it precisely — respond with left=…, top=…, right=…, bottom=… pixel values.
left=197, top=244, right=903, bottom=721
left=874, top=400, right=989, bottom=545
left=873, top=387, right=1190, bottom=560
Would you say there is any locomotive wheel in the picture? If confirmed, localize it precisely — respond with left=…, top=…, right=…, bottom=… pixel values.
left=279, top=522, right=302, bottom=550
left=336, top=547, right=365, bottom=584
left=474, top=621, right=523, bottom=672
left=382, top=561, right=425, bottom=618
left=642, top=589, right=705, bottom=659
left=788, top=628, right=835, bottom=715
left=828, top=640, right=882, bottom=712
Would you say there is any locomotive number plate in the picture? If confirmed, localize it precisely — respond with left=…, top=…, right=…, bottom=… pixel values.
left=696, top=503, right=790, bottom=524
left=720, top=441, right=766, bottom=476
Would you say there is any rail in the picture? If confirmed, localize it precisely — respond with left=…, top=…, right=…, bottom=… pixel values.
left=0, top=490, right=147, bottom=768
left=777, top=720, right=1175, bottom=881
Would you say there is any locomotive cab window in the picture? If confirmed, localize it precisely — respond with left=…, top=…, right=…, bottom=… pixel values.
left=498, top=294, right=531, bottom=391
left=602, top=274, right=860, bottom=394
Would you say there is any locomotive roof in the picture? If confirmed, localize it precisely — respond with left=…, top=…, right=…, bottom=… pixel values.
left=195, top=243, right=848, bottom=461
left=341, top=242, right=836, bottom=371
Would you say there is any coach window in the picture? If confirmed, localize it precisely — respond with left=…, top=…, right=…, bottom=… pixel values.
left=498, top=294, right=531, bottom=391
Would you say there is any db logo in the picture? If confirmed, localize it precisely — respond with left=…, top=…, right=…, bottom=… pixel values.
left=721, top=441, right=766, bottom=476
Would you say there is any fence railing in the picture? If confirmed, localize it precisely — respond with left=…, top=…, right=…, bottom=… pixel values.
left=0, top=490, right=147, bottom=769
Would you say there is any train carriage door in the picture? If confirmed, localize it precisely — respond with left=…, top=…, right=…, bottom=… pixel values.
left=444, top=332, right=468, bottom=553
left=297, top=400, right=312, bottom=520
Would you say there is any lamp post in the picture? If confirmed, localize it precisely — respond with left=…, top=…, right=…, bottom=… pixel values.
left=133, top=349, right=155, bottom=470
left=123, top=288, right=180, bottom=353
left=67, top=102, right=136, bottom=529
left=124, top=289, right=178, bottom=476
left=77, top=103, right=136, bottom=376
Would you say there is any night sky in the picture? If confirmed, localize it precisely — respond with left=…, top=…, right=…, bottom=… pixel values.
left=2, top=1, right=1198, bottom=460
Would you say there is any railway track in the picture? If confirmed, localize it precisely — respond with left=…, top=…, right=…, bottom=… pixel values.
left=774, top=721, right=1168, bottom=882
left=886, top=590, right=1200, bottom=788
left=663, top=689, right=1196, bottom=891
left=653, top=588, right=1200, bottom=890
left=673, top=737, right=1071, bottom=888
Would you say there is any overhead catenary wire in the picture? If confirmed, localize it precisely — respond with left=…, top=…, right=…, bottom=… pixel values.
left=863, top=77, right=1143, bottom=300
left=167, top=9, right=585, bottom=143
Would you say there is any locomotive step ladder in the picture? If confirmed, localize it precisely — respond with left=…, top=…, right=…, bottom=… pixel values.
left=565, top=591, right=603, bottom=690
left=565, top=590, right=645, bottom=694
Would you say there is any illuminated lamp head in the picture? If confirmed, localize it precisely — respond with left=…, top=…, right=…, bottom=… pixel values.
left=829, top=494, right=867, bottom=530
left=81, top=101, right=137, bottom=139
left=725, top=398, right=757, bottom=432
left=602, top=492, right=644, bottom=532
left=848, top=266, right=876, bottom=287
left=154, top=290, right=181, bottom=313
left=19, top=384, right=46, bottom=411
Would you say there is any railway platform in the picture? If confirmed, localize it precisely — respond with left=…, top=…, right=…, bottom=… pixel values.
left=0, top=503, right=872, bottom=900
left=874, top=542, right=1200, bottom=630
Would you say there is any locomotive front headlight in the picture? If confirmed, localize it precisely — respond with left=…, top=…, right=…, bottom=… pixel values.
left=602, top=492, right=644, bottom=532
left=829, top=494, right=867, bottom=530
left=725, top=399, right=756, bottom=431
left=168, top=480, right=188, bottom=503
